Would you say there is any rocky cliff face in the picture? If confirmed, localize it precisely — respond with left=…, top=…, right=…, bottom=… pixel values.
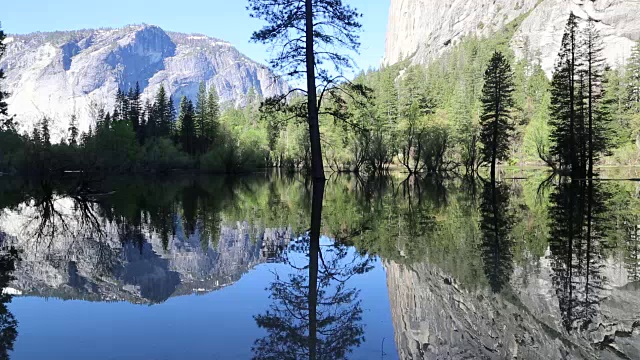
left=384, top=0, right=540, bottom=65
left=385, top=258, right=640, bottom=359
left=0, top=25, right=288, bottom=137
left=385, top=0, right=640, bottom=75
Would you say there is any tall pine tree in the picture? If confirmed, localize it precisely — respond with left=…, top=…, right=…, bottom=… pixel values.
left=479, top=51, right=515, bottom=180
left=153, top=85, right=173, bottom=137
left=195, top=81, right=207, bottom=142
left=130, top=82, right=142, bottom=143
left=581, top=19, right=609, bottom=176
left=144, top=98, right=155, bottom=140
left=115, top=89, right=129, bottom=123
left=249, top=0, right=363, bottom=180
left=628, top=41, right=640, bottom=114
left=0, top=25, right=13, bottom=130
left=68, top=114, right=79, bottom=146
left=550, top=13, right=580, bottom=175
left=178, top=96, right=196, bottom=155
left=205, top=85, right=220, bottom=146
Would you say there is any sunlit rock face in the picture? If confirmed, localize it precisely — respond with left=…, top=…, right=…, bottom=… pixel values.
left=0, top=200, right=292, bottom=304
left=0, top=25, right=288, bottom=139
left=385, top=258, right=640, bottom=359
left=384, top=0, right=640, bottom=76
left=384, top=0, right=540, bottom=65
left=512, top=0, right=640, bottom=75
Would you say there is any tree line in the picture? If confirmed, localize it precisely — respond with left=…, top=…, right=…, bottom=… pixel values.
left=281, top=13, right=640, bottom=179
left=2, top=10, right=640, bottom=177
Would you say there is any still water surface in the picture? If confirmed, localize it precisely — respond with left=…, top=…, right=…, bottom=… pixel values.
left=0, top=172, right=639, bottom=359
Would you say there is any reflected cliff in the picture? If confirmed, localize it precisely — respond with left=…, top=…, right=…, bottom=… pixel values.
left=378, top=175, right=640, bottom=359
left=0, top=175, right=300, bottom=304
left=2, top=172, right=640, bottom=359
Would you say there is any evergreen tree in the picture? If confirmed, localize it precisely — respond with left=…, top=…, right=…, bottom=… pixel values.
left=581, top=19, right=610, bottom=175
left=249, top=0, right=363, bottom=180
left=68, top=114, right=79, bottom=146
left=370, top=68, right=398, bottom=172
left=167, top=96, right=176, bottom=135
left=0, top=26, right=13, bottom=130
left=114, top=89, right=129, bottom=123
left=195, top=81, right=207, bottom=141
left=178, top=96, right=196, bottom=155
left=628, top=41, right=640, bottom=113
left=244, top=87, right=261, bottom=127
left=549, top=14, right=580, bottom=175
left=398, top=65, right=430, bottom=117
left=40, top=117, right=51, bottom=148
left=111, top=108, right=120, bottom=127
left=31, top=125, right=41, bottom=146
left=130, top=82, right=142, bottom=143
left=144, top=98, right=155, bottom=140
left=102, top=112, right=112, bottom=133
left=205, top=85, right=220, bottom=145
left=153, top=86, right=172, bottom=137
left=479, top=51, right=515, bottom=180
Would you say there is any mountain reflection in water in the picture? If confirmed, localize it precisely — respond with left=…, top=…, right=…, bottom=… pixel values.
left=0, top=172, right=639, bottom=359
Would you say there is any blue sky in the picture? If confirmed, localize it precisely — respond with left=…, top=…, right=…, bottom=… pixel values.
left=1, top=0, right=389, bottom=72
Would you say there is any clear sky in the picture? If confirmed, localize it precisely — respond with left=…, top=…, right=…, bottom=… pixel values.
left=1, top=0, right=389, bottom=72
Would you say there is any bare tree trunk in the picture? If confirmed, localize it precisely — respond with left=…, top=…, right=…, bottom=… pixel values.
left=305, top=0, right=325, bottom=181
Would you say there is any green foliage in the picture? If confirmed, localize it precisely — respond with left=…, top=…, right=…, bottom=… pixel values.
left=68, top=114, right=79, bottom=147
left=312, top=14, right=554, bottom=175
left=480, top=51, right=516, bottom=176
left=628, top=41, right=640, bottom=113
left=549, top=16, right=613, bottom=176
left=3, top=16, right=639, bottom=178
left=83, top=120, right=139, bottom=173
left=141, top=138, right=193, bottom=173
left=178, top=96, right=197, bottom=155
left=0, top=25, right=12, bottom=131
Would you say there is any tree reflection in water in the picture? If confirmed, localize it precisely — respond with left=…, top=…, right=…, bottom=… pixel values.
left=548, top=178, right=609, bottom=333
left=479, top=179, right=514, bottom=293
left=0, top=245, right=19, bottom=360
left=252, top=181, right=373, bottom=360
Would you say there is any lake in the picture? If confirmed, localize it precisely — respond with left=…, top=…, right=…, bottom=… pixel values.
left=0, top=171, right=639, bottom=359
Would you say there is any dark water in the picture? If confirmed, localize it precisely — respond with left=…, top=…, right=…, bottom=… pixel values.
left=0, top=172, right=639, bottom=359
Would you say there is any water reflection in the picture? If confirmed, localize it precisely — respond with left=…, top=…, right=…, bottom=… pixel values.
left=479, top=180, right=514, bottom=293
left=253, top=181, right=373, bottom=360
left=0, top=247, right=19, bottom=360
left=1, top=173, right=640, bottom=358
left=549, top=179, right=610, bottom=333
left=0, top=176, right=297, bottom=303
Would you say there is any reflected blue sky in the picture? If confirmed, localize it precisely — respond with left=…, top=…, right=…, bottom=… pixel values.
left=9, top=243, right=396, bottom=360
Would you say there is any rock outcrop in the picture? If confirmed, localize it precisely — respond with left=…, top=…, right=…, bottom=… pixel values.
left=384, top=0, right=640, bottom=76
left=0, top=25, right=288, bottom=138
